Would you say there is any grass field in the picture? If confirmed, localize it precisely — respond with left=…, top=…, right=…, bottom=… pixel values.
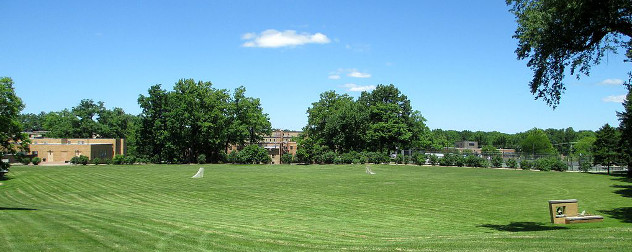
left=1, top=164, right=631, bottom=251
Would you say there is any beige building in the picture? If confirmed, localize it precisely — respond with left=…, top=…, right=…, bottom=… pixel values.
left=228, top=130, right=301, bottom=164
left=29, top=138, right=126, bottom=163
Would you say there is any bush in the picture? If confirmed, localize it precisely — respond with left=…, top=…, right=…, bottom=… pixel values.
left=455, top=155, right=465, bottom=167
left=237, top=145, right=271, bottom=164
left=465, top=155, right=487, bottom=167
left=20, top=157, right=31, bottom=165
left=440, top=153, right=458, bottom=166
left=341, top=152, right=355, bottom=164
left=124, top=155, right=137, bottom=165
left=31, top=157, right=41, bottom=165
left=579, top=162, right=592, bottom=172
left=491, top=156, right=504, bottom=168
left=113, top=155, right=126, bottom=165
left=197, top=154, right=207, bottom=164
left=321, top=151, right=336, bottom=164
left=70, top=155, right=89, bottom=165
left=506, top=158, right=518, bottom=169
left=428, top=154, right=439, bottom=166
left=520, top=160, right=533, bottom=170
left=91, top=158, right=102, bottom=165
left=334, top=156, right=344, bottom=164
left=281, top=153, right=293, bottom=164
left=550, top=159, right=568, bottom=171
left=412, top=153, right=426, bottom=165
left=534, top=158, right=552, bottom=171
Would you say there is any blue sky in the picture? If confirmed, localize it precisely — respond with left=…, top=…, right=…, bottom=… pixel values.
left=2, top=0, right=630, bottom=133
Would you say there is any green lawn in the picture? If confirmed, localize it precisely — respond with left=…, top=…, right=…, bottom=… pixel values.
left=1, top=164, right=631, bottom=251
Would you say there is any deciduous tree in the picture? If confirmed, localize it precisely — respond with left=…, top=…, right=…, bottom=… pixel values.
left=1, top=77, right=29, bottom=177
left=507, top=0, right=632, bottom=107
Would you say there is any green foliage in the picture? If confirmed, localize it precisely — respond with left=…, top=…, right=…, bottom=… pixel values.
left=197, top=154, right=207, bottom=164
left=428, top=154, right=439, bottom=166
left=137, top=80, right=271, bottom=164
left=507, top=0, right=632, bottom=107
left=1, top=77, right=29, bottom=174
left=481, top=145, right=500, bottom=157
left=31, top=157, right=41, bottom=165
left=454, top=155, right=465, bottom=167
left=412, top=153, right=427, bottom=165
left=579, top=162, right=592, bottom=172
left=303, top=85, right=431, bottom=154
left=236, top=145, right=271, bottom=164
left=593, top=123, right=621, bottom=174
left=520, top=128, right=556, bottom=156
left=617, top=83, right=632, bottom=177
left=464, top=155, right=488, bottom=168
left=320, top=151, right=336, bottom=164
left=520, top=160, right=533, bottom=170
left=281, top=153, right=294, bottom=164
left=70, top=155, right=89, bottom=165
left=491, top=155, right=504, bottom=168
left=124, top=155, right=137, bottom=165
left=505, top=158, right=518, bottom=169
left=112, top=155, right=126, bottom=165
left=439, top=153, right=458, bottom=166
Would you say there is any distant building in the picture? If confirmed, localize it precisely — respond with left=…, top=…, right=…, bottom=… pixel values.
left=228, top=130, right=301, bottom=164
left=455, top=141, right=478, bottom=149
left=29, top=138, right=126, bottom=163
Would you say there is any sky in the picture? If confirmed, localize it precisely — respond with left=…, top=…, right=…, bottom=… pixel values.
left=1, top=0, right=630, bottom=134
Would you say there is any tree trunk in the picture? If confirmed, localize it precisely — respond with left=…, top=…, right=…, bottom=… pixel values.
left=628, top=161, right=632, bottom=178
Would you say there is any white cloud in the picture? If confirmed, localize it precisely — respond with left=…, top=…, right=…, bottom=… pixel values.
left=241, top=29, right=331, bottom=48
left=602, top=95, right=626, bottom=103
left=343, top=83, right=376, bottom=92
left=328, top=74, right=341, bottom=80
left=348, top=71, right=371, bottom=78
left=599, top=79, right=624, bottom=85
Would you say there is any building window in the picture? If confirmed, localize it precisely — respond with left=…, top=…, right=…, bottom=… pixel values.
left=469, top=143, right=475, bottom=147
left=32, top=151, right=38, bottom=155
left=290, top=146, right=293, bottom=150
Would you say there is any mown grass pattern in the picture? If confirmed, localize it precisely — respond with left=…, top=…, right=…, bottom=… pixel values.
left=1, top=164, right=631, bottom=251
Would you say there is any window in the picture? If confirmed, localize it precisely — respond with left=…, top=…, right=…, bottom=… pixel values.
left=468, top=143, right=475, bottom=147
left=290, top=146, right=293, bottom=150
left=32, top=151, right=38, bottom=155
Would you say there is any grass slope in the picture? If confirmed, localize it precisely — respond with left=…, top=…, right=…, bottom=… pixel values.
left=1, top=164, right=631, bottom=251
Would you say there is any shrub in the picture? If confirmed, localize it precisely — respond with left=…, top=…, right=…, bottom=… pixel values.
left=550, top=159, right=568, bottom=171
left=520, top=160, right=533, bottom=170
left=227, top=151, right=239, bottom=164
left=341, top=152, right=355, bottom=164
left=505, top=158, right=518, bottom=169
left=412, top=153, right=426, bottom=165
left=403, top=155, right=411, bottom=165
left=20, top=157, right=31, bottom=165
left=237, top=145, right=271, bottom=164
left=465, top=155, right=487, bottom=167
left=428, top=154, right=439, bottom=166
left=579, top=162, right=592, bottom=172
left=197, top=154, right=207, bottom=164
left=440, top=153, right=458, bottom=166
left=124, top=155, right=137, bottom=165
left=70, top=155, right=89, bottom=165
left=334, top=156, right=344, bottom=164
left=533, top=158, right=552, bottom=171
left=281, top=153, right=293, bottom=164
left=91, top=158, right=102, bottom=165
left=31, top=157, right=41, bottom=165
left=491, top=156, right=504, bottom=168
left=321, top=151, right=336, bottom=164
left=455, top=155, right=465, bottom=167
left=113, top=155, right=126, bottom=165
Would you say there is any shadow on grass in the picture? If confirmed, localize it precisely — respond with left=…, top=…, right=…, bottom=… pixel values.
left=600, top=207, right=632, bottom=223
left=0, top=207, right=37, bottom=211
left=479, top=222, right=567, bottom=232
left=612, top=185, right=632, bottom=198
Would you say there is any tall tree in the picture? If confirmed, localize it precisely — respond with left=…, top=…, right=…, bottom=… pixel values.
left=0, top=77, right=29, bottom=177
left=520, top=128, right=556, bottom=156
left=358, top=84, right=415, bottom=152
left=617, top=83, right=632, bottom=177
left=137, top=79, right=269, bottom=163
left=507, top=0, right=632, bottom=107
left=593, top=123, right=621, bottom=174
